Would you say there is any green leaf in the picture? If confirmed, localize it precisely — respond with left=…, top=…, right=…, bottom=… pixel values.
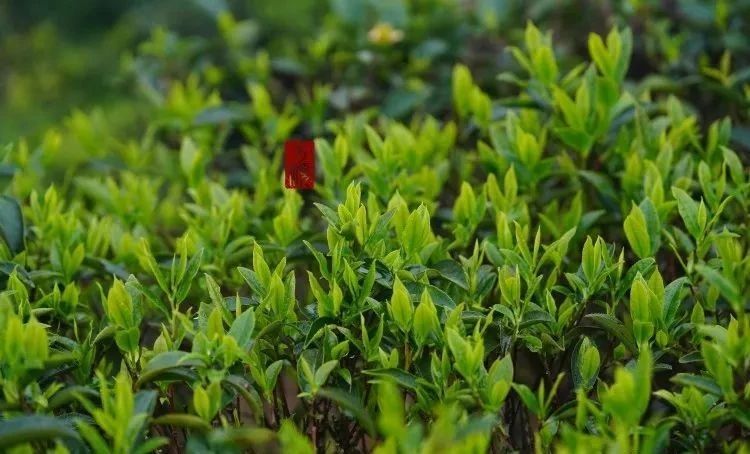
left=455, top=413, right=498, bottom=441
left=208, top=427, right=275, bottom=447
left=0, top=262, right=31, bottom=287
left=48, top=386, right=98, bottom=410
left=93, top=325, right=117, bottom=345
left=179, top=137, right=203, bottom=183
left=695, top=264, right=740, bottom=308
left=596, top=75, right=619, bottom=109
left=617, top=258, right=656, bottom=300
left=0, top=415, right=79, bottom=449
left=389, top=277, right=413, bottom=333
left=255, top=319, right=284, bottom=341
left=404, top=282, right=456, bottom=309
left=639, top=198, right=661, bottom=254
left=413, top=290, right=439, bottom=346
left=571, top=337, right=600, bottom=390
left=365, top=210, right=395, bottom=248
left=578, top=170, right=618, bottom=210
left=204, top=273, right=225, bottom=307
left=152, top=414, right=212, bottom=431
left=624, top=203, right=652, bottom=258
left=662, top=277, right=689, bottom=326
left=76, top=421, right=109, bottom=454
left=583, top=313, right=637, bottom=353
left=314, top=360, right=339, bottom=387
left=433, top=260, right=468, bottom=290
left=533, top=46, right=558, bottom=85
left=303, top=240, right=330, bottom=280
left=252, top=243, right=272, bottom=287
left=314, top=203, right=341, bottom=228
left=137, top=351, right=202, bottom=386
left=453, top=64, right=474, bottom=118
left=354, top=262, right=377, bottom=309
left=519, top=310, right=555, bottom=329
left=223, top=375, right=264, bottom=420
left=127, top=276, right=170, bottom=319
left=133, top=437, right=169, bottom=454
left=588, top=33, right=614, bottom=78
left=304, top=316, right=337, bottom=348
left=0, top=196, right=24, bottom=255
left=601, top=347, right=651, bottom=425
left=318, top=388, right=376, bottom=436
left=265, top=360, right=285, bottom=390
left=364, top=368, right=419, bottom=390
left=512, top=384, right=540, bottom=415
left=227, top=308, right=256, bottom=350
left=238, top=267, right=265, bottom=296
left=135, top=389, right=159, bottom=417
left=174, top=248, right=204, bottom=305
left=722, top=146, right=744, bottom=185
left=555, top=127, right=592, bottom=153
left=672, top=187, right=702, bottom=239
left=278, top=420, right=315, bottom=454
left=194, top=104, right=252, bottom=126
left=671, top=373, right=722, bottom=396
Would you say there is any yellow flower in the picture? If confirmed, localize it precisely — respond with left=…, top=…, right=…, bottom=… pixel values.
left=368, top=22, right=404, bottom=46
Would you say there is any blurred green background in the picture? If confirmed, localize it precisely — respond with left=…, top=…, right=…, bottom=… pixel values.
left=0, top=0, right=327, bottom=141
left=2, top=0, right=748, bottom=143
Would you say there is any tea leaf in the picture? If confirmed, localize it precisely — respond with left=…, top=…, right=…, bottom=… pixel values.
left=0, top=415, right=79, bottom=448
left=0, top=196, right=24, bottom=255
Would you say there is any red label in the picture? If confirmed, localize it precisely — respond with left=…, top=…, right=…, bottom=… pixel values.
left=284, top=139, right=315, bottom=189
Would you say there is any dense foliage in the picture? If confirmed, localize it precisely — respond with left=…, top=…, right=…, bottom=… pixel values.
left=1, top=1, right=750, bottom=452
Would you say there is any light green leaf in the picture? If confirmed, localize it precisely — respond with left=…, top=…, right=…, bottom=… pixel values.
left=314, top=360, right=339, bottom=388
left=672, top=187, right=702, bottom=239
left=624, top=203, right=652, bottom=258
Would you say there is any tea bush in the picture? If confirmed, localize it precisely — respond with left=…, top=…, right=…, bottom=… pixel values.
left=1, top=2, right=750, bottom=453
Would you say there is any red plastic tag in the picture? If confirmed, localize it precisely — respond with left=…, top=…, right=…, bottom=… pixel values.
left=284, top=139, right=315, bottom=189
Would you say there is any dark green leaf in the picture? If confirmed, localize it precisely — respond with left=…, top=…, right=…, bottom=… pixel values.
left=0, top=415, right=79, bottom=448
left=364, top=368, right=418, bottom=390
left=432, top=260, right=469, bottom=290
left=671, top=373, right=722, bottom=396
left=304, top=317, right=337, bottom=348
left=519, top=310, right=555, bottom=328
left=695, top=264, right=740, bottom=306
left=0, top=196, right=24, bottom=255
left=583, top=313, right=637, bottom=352
left=136, top=351, right=203, bottom=386
left=318, top=388, right=376, bottom=436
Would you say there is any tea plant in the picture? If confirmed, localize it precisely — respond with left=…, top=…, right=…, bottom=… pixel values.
left=1, top=8, right=750, bottom=454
